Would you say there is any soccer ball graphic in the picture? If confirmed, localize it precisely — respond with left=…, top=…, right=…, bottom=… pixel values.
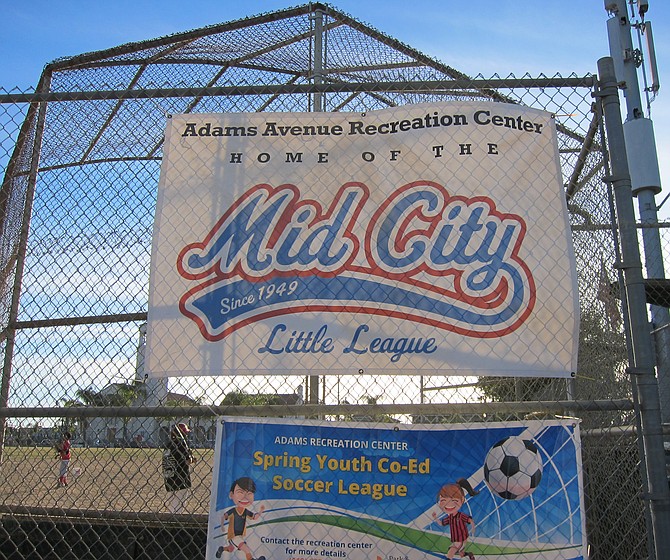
left=484, top=436, right=543, bottom=500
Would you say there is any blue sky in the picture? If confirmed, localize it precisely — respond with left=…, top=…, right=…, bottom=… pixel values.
left=2, top=0, right=670, bottom=217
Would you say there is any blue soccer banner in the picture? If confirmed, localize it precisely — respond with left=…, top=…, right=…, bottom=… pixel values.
left=147, top=102, right=579, bottom=377
left=206, top=417, right=586, bottom=560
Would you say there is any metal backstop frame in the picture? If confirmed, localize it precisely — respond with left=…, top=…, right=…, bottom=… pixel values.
left=0, top=4, right=669, bottom=559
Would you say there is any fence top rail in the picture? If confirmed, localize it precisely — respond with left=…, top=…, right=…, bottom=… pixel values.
left=0, top=399, right=633, bottom=419
left=0, top=77, right=596, bottom=104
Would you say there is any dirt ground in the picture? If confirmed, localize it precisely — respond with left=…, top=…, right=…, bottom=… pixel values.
left=0, top=445, right=214, bottom=515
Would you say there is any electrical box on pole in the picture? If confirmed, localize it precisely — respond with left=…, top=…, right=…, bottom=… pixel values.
left=624, top=117, right=661, bottom=195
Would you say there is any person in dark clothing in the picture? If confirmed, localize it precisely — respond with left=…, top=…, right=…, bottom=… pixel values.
left=163, top=422, right=196, bottom=513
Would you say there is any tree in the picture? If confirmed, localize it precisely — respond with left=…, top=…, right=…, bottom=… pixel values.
left=343, top=395, right=399, bottom=423
left=75, top=387, right=107, bottom=407
left=74, top=382, right=147, bottom=444
left=475, top=309, right=630, bottom=426
left=220, top=390, right=284, bottom=406
left=58, top=398, right=85, bottom=442
left=76, top=382, right=146, bottom=407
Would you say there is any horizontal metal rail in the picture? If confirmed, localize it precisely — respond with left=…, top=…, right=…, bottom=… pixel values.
left=0, top=77, right=596, bottom=104
left=0, top=505, right=207, bottom=528
left=0, top=399, right=633, bottom=419
left=10, top=312, right=146, bottom=330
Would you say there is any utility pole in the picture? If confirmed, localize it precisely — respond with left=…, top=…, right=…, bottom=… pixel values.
left=605, top=0, right=670, bottom=424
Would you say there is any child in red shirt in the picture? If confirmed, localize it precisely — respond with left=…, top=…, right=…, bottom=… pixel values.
left=55, top=432, right=72, bottom=487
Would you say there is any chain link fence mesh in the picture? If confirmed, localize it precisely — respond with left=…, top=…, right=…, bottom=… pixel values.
left=0, top=4, right=667, bottom=560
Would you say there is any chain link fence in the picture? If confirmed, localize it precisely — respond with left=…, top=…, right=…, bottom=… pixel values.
left=0, top=4, right=668, bottom=560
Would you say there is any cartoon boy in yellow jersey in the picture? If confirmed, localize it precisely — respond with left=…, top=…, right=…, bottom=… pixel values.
left=215, top=477, right=265, bottom=560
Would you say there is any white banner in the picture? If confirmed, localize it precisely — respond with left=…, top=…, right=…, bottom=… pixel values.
left=147, top=102, right=579, bottom=377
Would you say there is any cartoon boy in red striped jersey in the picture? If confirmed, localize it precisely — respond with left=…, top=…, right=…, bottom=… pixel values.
left=432, top=478, right=478, bottom=560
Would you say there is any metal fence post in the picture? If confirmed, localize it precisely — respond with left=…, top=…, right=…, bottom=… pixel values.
left=0, top=72, right=51, bottom=465
left=597, top=56, right=670, bottom=560
left=307, top=6, right=326, bottom=408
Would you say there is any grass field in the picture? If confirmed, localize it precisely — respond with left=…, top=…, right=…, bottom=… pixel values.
left=0, top=445, right=214, bottom=515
